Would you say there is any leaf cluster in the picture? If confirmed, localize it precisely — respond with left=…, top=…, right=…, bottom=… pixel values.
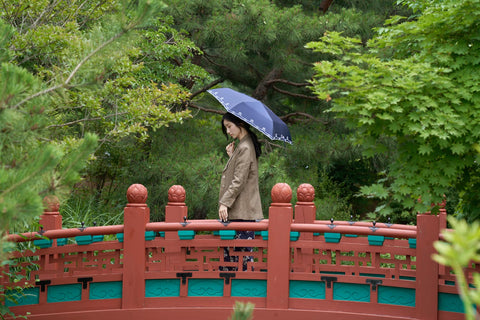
left=433, top=217, right=480, bottom=320
left=307, top=0, right=480, bottom=218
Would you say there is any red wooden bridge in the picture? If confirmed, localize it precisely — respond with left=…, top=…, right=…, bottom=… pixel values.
left=1, top=183, right=478, bottom=320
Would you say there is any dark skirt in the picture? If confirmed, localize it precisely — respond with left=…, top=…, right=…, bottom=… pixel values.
left=221, top=220, right=255, bottom=271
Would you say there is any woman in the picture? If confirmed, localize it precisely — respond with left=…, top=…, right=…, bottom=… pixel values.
left=219, top=112, right=263, bottom=271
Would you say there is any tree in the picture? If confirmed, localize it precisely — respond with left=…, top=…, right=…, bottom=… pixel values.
left=1, top=0, right=207, bottom=315
left=61, top=0, right=409, bottom=222
left=307, top=0, right=480, bottom=220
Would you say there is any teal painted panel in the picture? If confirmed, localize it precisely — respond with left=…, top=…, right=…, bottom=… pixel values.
left=5, top=287, right=39, bottom=306
left=188, top=279, right=224, bottom=297
left=145, top=279, right=180, bottom=297
left=89, top=281, right=122, bottom=300
left=231, top=279, right=267, bottom=297
left=47, top=284, right=82, bottom=303
left=333, top=283, right=370, bottom=302
left=438, top=292, right=467, bottom=313
left=378, top=286, right=415, bottom=307
left=289, top=280, right=325, bottom=299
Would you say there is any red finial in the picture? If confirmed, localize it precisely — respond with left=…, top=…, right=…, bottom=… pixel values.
left=126, top=184, right=148, bottom=205
left=297, top=183, right=315, bottom=202
left=271, top=183, right=292, bottom=204
left=43, top=195, right=60, bottom=212
left=168, top=185, right=186, bottom=203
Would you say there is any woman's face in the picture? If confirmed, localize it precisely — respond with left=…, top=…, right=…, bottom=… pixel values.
left=223, top=119, right=244, bottom=140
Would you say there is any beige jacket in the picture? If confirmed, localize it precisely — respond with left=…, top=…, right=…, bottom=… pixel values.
left=219, top=134, right=263, bottom=220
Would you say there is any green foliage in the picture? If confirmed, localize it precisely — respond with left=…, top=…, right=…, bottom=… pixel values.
left=433, top=217, right=480, bottom=320
left=228, top=301, right=254, bottom=320
left=307, top=0, right=480, bottom=219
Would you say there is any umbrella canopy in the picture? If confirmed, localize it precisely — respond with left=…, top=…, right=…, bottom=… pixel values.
left=208, top=88, right=292, bottom=144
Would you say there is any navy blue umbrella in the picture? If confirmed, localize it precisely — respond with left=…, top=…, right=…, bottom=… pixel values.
left=208, top=88, right=292, bottom=144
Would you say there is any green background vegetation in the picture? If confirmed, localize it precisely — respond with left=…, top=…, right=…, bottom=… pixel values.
left=1, top=0, right=480, bottom=317
left=2, top=0, right=479, bottom=230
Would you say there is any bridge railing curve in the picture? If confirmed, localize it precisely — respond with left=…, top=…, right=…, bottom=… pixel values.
left=1, top=183, right=477, bottom=320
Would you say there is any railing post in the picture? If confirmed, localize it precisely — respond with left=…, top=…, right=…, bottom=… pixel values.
left=266, top=183, right=293, bottom=309
left=39, top=195, right=63, bottom=271
left=122, top=184, right=149, bottom=309
left=294, top=184, right=316, bottom=272
left=416, top=211, right=439, bottom=320
left=39, top=195, right=63, bottom=239
left=164, top=185, right=188, bottom=270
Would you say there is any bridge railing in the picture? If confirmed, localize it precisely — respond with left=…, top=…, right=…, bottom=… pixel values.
left=1, top=183, right=477, bottom=320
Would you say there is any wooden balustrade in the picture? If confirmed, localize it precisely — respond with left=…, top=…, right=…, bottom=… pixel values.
left=1, top=183, right=477, bottom=320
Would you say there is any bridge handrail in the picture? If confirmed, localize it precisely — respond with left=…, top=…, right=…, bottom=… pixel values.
left=291, top=223, right=417, bottom=238
left=6, top=225, right=124, bottom=243
left=3, top=182, right=472, bottom=320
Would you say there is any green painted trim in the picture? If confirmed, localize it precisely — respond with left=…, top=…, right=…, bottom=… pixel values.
left=333, top=282, right=370, bottom=302
left=290, top=231, right=300, bottom=241
left=57, top=238, right=68, bottom=246
left=399, top=276, right=416, bottom=281
left=231, top=279, right=267, bottom=297
left=219, top=230, right=236, bottom=240
left=408, top=238, right=416, bottom=249
left=145, top=279, right=180, bottom=297
left=92, top=235, right=104, bottom=242
left=289, top=280, right=325, bottom=299
left=178, top=230, right=195, bottom=240
left=188, top=279, right=224, bottom=297
left=5, top=287, right=39, bottom=306
left=378, top=286, right=415, bottom=307
left=47, top=284, right=82, bottom=303
left=368, top=235, right=385, bottom=246
left=33, top=239, right=52, bottom=248
left=324, top=232, right=342, bottom=243
left=116, top=233, right=124, bottom=242
left=438, top=292, right=468, bottom=313
left=89, top=281, right=122, bottom=300
left=75, top=235, right=92, bottom=245
left=145, top=231, right=156, bottom=241
left=260, top=230, right=269, bottom=240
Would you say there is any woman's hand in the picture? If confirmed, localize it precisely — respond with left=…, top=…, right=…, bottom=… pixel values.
left=219, top=204, right=229, bottom=222
left=226, top=142, right=234, bottom=157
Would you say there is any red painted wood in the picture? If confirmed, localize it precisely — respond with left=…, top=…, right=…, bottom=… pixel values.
left=122, top=184, right=149, bottom=309
left=4, top=183, right=477, bottom=320
left=416, top=213, right=439, bottom=320
left=266, top=183, right=293, bottom=309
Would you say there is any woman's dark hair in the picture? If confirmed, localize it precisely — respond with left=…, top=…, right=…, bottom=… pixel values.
left=222, top=112, right=262, bottom=158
